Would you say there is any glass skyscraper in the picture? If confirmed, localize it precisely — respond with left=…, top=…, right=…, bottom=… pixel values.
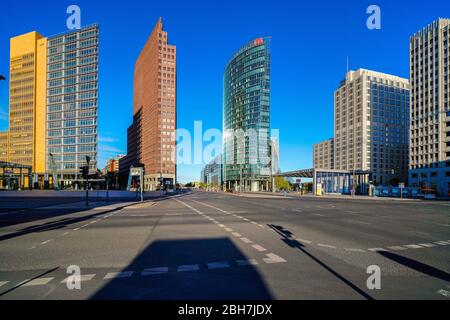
left=46, top=25, right=99, bottom=186
left=223, top=37, right=271, bottom=192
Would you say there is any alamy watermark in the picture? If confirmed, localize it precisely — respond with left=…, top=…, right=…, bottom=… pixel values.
left=66, top=5, right=81, bottom=30
left=366, top=5, right=381, bottom=30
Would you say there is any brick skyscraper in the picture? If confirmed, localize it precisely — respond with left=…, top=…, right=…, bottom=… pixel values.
left=121, top=18, right=176, bottom=190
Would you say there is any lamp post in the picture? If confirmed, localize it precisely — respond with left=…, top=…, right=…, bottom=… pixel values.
left=85, top=156, right=91, bottom=206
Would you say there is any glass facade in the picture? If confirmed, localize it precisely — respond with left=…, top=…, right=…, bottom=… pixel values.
left=223, top=37, right=271, bottom=192
left=45, top=25, right=99, bottom=180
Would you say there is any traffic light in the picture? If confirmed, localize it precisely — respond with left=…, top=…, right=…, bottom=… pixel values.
left=79, top=166, right=89, bottom=178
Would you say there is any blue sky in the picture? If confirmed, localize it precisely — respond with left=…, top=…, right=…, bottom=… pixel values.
left=0, top=0, right=448, bottom=183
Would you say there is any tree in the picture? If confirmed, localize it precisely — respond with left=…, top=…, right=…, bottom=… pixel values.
left=275, top=176, right=290, bottom=191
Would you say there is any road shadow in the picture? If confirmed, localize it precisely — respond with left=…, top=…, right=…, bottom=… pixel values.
left=0, top=191, right=191, bottom=234
left=267, top=224, right=374, bottom=300
left=378, top=251, right=450, bottom=282
left=90, top=238, right=273, bottom=300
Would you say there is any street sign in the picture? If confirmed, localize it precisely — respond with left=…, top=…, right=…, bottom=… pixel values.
left=399, top=183, right=405, bottom=189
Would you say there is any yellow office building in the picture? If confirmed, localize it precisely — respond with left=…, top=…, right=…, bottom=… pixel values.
left=8, top=32, right=47, bottom=179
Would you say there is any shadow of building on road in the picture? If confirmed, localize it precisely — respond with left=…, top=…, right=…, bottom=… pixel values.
left=378, top=251, right=450, bottom=282
left=267, top=224, right=374, bottom=300
left=90, top=238, right=272, bottom=300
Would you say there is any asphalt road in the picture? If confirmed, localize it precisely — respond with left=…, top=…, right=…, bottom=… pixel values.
left=0, top=191, right=449, bottom=300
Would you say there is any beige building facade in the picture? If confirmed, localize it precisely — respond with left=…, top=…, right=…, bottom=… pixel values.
left=408, top=18, right=450, bottom=196
left=334, top=69, right=410, bottom=186
left=313, top=138, right=334, bottom=170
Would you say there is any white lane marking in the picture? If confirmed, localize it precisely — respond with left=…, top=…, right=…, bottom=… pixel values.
left=61, top=274, right=96, bottom=283
left=435, top=241, right=450, bottom=246
left=387, top=246, right=407, bottom=251
left=28, top=246, right=36, bottom=250
left=318, top=243, right=336, bottom=249
left=296, top=238, right=312, bottom=244
left=418, top=243, right=436, bottom=248
left=177, top=264, right=200, bottom=272
left=41, top=239, right=54, bottom=245
left=243, top=218, right=250, bottom=222
left=258, top=224, right=265, bottom=228
left=252, top=244, right=267, bottom=252
left=22, top=277, right=54, bottom=287
left=218, top=224, right=226, bottom=228
left=314, top=213, right=325, bottom=217
left=224, top=228, right=233, bottom=232
left=73, top=228, right=80, bottom=231
left=81, top=224, right=90, bottom=228
left=240, top=237, right=253, bottom=244
left=236, top=259, right=258, bottom=266
left=0, top=281, right=9, bottom=287
left=89, top=220, right=97, bottom=224
left=368, top=247, right=389, bottom=252
left=251, top=221, right=258, bottom=225
left=292, top=209, right=303, bottom=212
left=404, top=244, right=423, bottom=249
left=141, top=267, right=169, bottom=276
left=104, top=271, right=134, bottom=279
left=231, top=232, right=242, bottom=237
left=263, top=253, right=287, bottom=264
left=437, top=289, right=450, bottom=298
left=344, top=248, right=366, bottom=253
left=207, top=261, right=231, bottom=270
left=61, top=232, right=69, bottom=236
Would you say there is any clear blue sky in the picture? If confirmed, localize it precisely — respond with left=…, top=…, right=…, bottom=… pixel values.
left=0, top=0, right=448, bottom=183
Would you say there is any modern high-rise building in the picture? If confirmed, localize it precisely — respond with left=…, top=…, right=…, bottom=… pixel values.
left=313, top=138, right=334, bottom=170
left=408, top=18, right=450, bottom=197
left=223, top=37, right=271, bottom=192
left=5, top=25, right=99, bottom=189
left=46, top=25, right=99, bottom=187
left=334, top=69, right=410, bottom=186
left=270, top=137, right=279, bottom=175
left=0, top=131, right=8, bottom=162
left=8, top=32, right=47, bottom=184
left=201, top=155, right=222, bottom=187
left=122, top=18, right=176, bottom=191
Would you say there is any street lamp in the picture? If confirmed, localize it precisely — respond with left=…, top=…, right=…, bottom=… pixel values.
left=85, top=156, right=91, bottom=206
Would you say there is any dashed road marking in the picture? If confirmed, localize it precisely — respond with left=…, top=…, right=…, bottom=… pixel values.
left=61, top=274, right=96, bottom=283
left=252, top=244, right=267, bottom=252
left=240, top=237, right=252, bottom=244
left=236, top=259, right=258, bottom=266
left=368, top=247, right=389, bottom=252
left=177, top=264, right=200, bottom=272
left=344, top=248, right=366, bottom=253
left=104, top=271, right=134, bottom=279
left=437, top=289, right=450, bottom=298
left=224, top=228, right=233, bottom=232
left=73, top=228, right=80, bottom=231
left=141, top=267, right=169, bottom=276
left=404, top=244, right=423, bottom=249
left=387, top=246, right=407, bottom=251
left=263, top=253, right=287, bottom=264
left=435, top=241, right=450, bottom=246
left=22, top=277, right=54, bottom=287
left=296, top=238, right=312, bottom=244
left=0, top=281, right=9, bottom=287
left=41, top=239, right=53, bottom=245
left=207, top=262, right=231, bottom=270
left=318, top=243, right=336, bottom=249
left=231, top=232, right=242, bottom=237
left=418, top=243, right=436, bottom=248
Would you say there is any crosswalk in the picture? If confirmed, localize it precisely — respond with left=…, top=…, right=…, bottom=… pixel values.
left=0, top=255, right=287, bottom=292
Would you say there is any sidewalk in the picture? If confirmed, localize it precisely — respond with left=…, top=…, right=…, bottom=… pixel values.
left=226, top=191, right=420, bottom=201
